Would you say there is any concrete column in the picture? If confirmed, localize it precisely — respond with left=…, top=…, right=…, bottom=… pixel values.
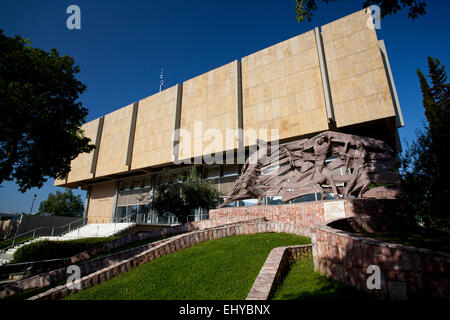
left=151, top=174, right=157, bottom=224
left=314, top=27, right=335, bottom=127
left=379, top=40, right=404, bottom=128
left=125, top=101, right=139, bottom=169
left=111, top=181, right=120, bottom=223
left=235, top=60, right=243, bottom=148
left=235, top=59, right=245, bottom=164
left=90, top=116, right=104, bottom=176
left=172, top=84, right=183, bottom=163
left=83, top=187, right=91, bottom=221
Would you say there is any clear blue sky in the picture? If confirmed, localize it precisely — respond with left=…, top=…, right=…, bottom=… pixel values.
left=1, top=0, right=449, bottom=213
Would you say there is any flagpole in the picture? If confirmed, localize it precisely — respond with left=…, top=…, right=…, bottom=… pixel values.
left=159, top=68, right=164, bottom=92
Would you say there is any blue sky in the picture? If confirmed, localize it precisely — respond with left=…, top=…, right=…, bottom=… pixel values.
left=1, top=0, right=449, bottom=213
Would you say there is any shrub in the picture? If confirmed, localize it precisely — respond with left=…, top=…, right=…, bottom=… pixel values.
left=149, top=167, right=223, bottom=223
left=12, top=236, right=118, bottom=263
left=0, top=236, right=32, bottom=250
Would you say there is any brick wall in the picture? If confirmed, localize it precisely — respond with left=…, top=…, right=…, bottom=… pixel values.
left=210, top=199, right=407, bottom=237
left=311, top=223, right=450, bottom=299
left=26, top=220, right=305, bottom=300
left=0, top=217, right=266, bottom=299
left=246, top=245, right=312, bottom=300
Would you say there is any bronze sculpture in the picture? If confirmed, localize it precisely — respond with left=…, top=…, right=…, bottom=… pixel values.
left=219, top=131, right=400, bottom=207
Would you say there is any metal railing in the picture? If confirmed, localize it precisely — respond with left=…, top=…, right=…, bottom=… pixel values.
left=0, top=216, right=87, bottom=254
left=0, top=257, right=71, bottom=281
left=113, top=212, right=138, bottom=235
left=53, top=216, right=87, bottom=237
left=115, top=212, right=138, bottom=224
left=186, top=210, right=209, bottom=222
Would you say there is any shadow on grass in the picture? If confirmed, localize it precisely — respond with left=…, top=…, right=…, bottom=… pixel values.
left=272, top=257, right=374, bottom=301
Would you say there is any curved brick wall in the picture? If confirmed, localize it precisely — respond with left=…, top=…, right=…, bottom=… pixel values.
left=28, top=220, right=307, bottom=300
left=311, top=223, right=450, bottom=299
left=0, top=218, right=267, bottom=300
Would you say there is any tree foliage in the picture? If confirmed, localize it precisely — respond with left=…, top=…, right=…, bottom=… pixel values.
left=38, top=189, right=84, bottom=217
left=295, top=0, right=427, bottom=22
left=401, top=57, right=450, bottom=232
left=150, top=168, right=223, bottom=223
left=0, top=30, right=94, bottom=192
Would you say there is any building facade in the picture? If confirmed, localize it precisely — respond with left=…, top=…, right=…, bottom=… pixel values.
left=55, top=10, right=404, bottom=224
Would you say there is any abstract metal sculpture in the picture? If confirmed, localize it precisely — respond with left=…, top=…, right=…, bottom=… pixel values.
left=220, top=131, right=400, bottom=207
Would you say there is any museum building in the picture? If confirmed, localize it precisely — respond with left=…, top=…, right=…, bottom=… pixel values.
left=55, top=9, right=404, bottom=224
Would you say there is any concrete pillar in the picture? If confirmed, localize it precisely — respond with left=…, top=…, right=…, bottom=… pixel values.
left=314, top=27, right=335, bottom=127
left=379, top=40, right=404, bottom=128
left=172, top=84, right=183, bottom=163
left=111, top=181, right=119, bottom=222
left=125, top=101, right=139, bottom=169
left=90, top=116, right=104, bottom=176
left=83, top=187, right=91, bottom=222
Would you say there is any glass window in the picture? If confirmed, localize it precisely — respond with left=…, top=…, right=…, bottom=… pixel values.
left=322, top=192, right=337, bottom=201
left=129, top=205, right=138, bottom=222
left=137, top=205, right=149, bottom=223
left=116, top=206, right=127, bottom=222
left=290, top=193, right=318, bottom=204
left=119, top=181, right=130, bottom=191
left=267, top=196, right=283, bottom=205
left=206, top=167, right=220, bottom=179
left=144, top=178, right=152, bottom=188
left=223, top=165, right=238, bottom=177
left=240, top=199, right=258, bottom=206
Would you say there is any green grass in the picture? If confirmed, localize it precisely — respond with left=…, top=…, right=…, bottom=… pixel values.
left=66, top=233, right=310, bottom=300
left=273, top=256, right=373, bottom=300
left=6, top=234, right=152, bottom=300
left=90, top=233, right=182, bottom=260
left=13, top=236, right=120, bottom=263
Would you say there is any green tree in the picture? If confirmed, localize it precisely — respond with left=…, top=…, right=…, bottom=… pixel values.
left=150, top=168, right=223, bottom=223
left=296, top=0, right=426, bottom=22
left=38, top=189, right=84, bottom=217
left=0, top=30, right=95, bottom=192
left=401, top=57, right=450, bottom=232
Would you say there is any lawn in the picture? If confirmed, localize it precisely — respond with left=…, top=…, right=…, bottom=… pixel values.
left=89, top=233, right=183, bottom=261
left=66, top=232, right=310, bottom=300
left=272, top=256, right=373, bottom=300
left=12, top=236, right=120, bottom=263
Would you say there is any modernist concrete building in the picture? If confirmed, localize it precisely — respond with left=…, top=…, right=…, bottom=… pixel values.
left=55, top=9, right=404, bottom=224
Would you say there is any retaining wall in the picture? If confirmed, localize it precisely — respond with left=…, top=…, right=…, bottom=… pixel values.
left=246, top=245, right=312, bottom=300
left=28, top=219, right=306, bottom=300
left=210, top=199, right=408, bottom=237
left=0, top=217, right=265, bottom=299
left=311, top=223, right=450, bottom=299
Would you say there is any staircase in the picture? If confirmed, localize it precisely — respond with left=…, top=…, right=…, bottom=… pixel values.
left=42, top=223, right=135, bottom=240
left=0, top=223, right=135, bottom=266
